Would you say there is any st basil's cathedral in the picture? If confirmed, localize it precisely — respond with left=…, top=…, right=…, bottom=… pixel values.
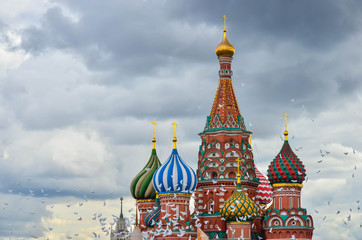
left=125, top=17, right=314, bottom=240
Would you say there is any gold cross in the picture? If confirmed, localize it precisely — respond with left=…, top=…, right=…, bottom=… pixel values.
left=236, top=158, right=241, bottom=176
left=152, top=121, right=157, bottom=139
left=223, top=15, right=227, bottom=30
left=250, top=133, right=253, bottom=150
left=282, top=113, right=289, bottom=131
left=171, top=121, right=178, bottom=138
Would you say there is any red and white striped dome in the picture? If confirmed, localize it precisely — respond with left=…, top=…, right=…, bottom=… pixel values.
left=255, top=167, right=273, bottom=205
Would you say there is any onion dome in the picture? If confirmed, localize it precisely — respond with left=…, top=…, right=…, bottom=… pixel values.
left=215, top=29, right=235, bottom=58
left=255, top=168, right=272, bottom=205
left=215, top=16, right=235, bottom=58
left=153, top=122, right=197, bottom=194
left=144, top=195, right=161, bottom=228
left=267, top=113, right=306, bottom=184
left=130, top=123, right=162, bottom=200
left=221, top=162, right=258, bottom=222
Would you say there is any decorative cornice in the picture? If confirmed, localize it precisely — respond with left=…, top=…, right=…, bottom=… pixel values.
left=273, top=183, right=303, bottom=188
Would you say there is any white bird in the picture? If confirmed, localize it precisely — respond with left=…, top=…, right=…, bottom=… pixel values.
left=177, top=229, right=185, bottom=237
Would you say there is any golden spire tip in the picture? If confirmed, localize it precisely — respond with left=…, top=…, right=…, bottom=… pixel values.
left=282, top=113, right=289, bottom=141
left=152, top=121, right=157, bottom=149
left=171, top=121, right=178, bottom=149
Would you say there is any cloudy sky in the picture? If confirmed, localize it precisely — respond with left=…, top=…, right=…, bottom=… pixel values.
left=0, top=0, right=361, bottom=239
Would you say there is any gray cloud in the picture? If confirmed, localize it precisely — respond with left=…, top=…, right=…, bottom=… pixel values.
left=0, top=0, right=362, bottom=239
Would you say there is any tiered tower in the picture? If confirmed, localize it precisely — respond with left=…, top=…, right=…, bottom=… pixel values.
left=130, top=121, right=162, bottom=231
left=152, top=122, right=198, bottom=240
left=263, top=114, right=314, bottom=239
left=195, top=16, right=259, bottom=238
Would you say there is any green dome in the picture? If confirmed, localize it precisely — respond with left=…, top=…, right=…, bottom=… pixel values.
left=130, top=149, right=161, bottom=200
left=221, top=181, right=259, bottom=222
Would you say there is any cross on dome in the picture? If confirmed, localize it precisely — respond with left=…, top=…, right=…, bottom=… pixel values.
left=223, top=15, right=227, bottom=31
left=282, top=113, right=289, bottom=140
left=152, top=121, right=157, bottom=149
left=171, top=121, right=178, bottom=149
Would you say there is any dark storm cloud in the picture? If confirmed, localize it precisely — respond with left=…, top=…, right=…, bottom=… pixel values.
left=169, top=0, right=362, bottom=49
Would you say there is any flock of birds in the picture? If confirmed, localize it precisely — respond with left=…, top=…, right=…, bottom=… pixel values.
left=1, top=139, right=361, bottom=239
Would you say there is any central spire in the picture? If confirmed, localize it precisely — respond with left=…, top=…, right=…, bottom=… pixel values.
left=205, top=16, right=246, bottom=131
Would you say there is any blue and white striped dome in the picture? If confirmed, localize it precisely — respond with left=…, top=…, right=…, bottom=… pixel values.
left=153, top=148, right=197, bottom=194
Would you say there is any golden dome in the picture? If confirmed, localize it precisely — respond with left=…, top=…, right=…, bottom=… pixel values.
left=215, top=29, right=235, bottom=58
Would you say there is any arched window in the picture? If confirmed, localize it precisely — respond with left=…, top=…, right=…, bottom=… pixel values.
left=290, top=197, right=293, bottom=208
left=211, top=172, right=218, bottom=179
left=279, top=197, right=282, bottom=209
left=228, top=172, right=236, bottom=179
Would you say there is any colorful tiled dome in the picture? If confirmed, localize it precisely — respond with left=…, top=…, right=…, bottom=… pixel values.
left=221, top=181, right=258, bottom=222
left=255, top=167, right=273, bottom=205
left=153, top=138, right=197, bottom=194
left=144, top=195, right=161, bottom=228
left=267, top=140, right=306, bottom=184
left=130, top=139, right=161, bottom=200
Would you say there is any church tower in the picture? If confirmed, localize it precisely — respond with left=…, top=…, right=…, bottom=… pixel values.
left=130, top=122, right=162, bottom=232
left=263, top=114, right=314, bottom=239
left=195, top=16, right=259, bottom=238
left=152, top=122, right=198, bottom=240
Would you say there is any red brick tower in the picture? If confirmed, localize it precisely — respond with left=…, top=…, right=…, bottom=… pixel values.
left=263, top=113, right=314, bottom=239
left=195, top=16, right=259, bottom=239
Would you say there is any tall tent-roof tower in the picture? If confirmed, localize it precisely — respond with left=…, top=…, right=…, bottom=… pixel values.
left=195, top=16, right=259, bottom=238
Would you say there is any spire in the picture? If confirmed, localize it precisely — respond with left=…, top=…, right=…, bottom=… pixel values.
left=171, top=121, right=177, bottom=149
left=282, top=112, right=289, bottom=141
left=152, top=121, right=157, bottom=149
left=205, top=16, right=246, bottom=131
left=120, top=197, right=124, bottom=218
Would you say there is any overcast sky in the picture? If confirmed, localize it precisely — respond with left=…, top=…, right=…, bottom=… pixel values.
left=0, top=0, right=361, bottom=239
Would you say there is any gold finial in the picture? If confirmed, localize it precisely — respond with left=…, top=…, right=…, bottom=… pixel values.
left=152, top=121, right=157, bottom=149
left=171, top=121, right=178, bottom=149
left=282, top=113, right=289, bottom=141
left=223, top=15, right=227, bottom=31
left=236, top=158, right=242, bottom=184
left=250, top=133, right=253, bottom=150
left=215, top=15, right=235, bottom=57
